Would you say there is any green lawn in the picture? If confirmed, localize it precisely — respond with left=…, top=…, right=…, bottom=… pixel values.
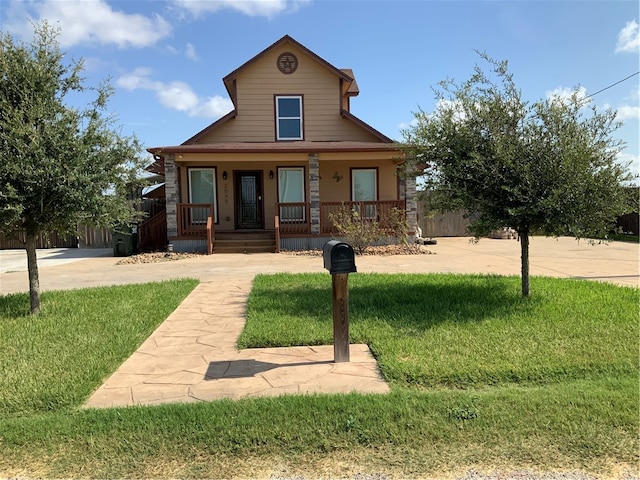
left=0, top=274, right=637, bottom=478
left=240, top=273, right=637, bottom=389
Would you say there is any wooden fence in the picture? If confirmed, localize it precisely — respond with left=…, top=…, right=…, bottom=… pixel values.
left=617, top=213, right=639, bottom=236
left=0, top=225, right=113, bottom=250
left=418, top=203, right=639, bottom=238
left=0, top=231, right=78, bottom=249
left=416, top=202, right=470, bottom=237
left=77, top=225, right=113, bottom=248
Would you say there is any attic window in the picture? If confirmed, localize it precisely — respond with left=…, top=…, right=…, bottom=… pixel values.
left=275, top=96, right=303, bottom=140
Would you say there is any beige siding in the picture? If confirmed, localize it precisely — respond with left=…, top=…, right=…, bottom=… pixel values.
left=319, top=159, right=398, bottom=203
left=198, top=44, right=382, bottom=143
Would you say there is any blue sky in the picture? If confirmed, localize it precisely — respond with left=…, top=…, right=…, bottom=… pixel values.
left=1, top=0, right=638, bottom=177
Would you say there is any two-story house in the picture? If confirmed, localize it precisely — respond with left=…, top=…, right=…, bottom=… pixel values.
left=145, top=35, right=417, bottom=253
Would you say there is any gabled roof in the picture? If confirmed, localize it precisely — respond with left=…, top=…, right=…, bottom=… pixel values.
left=222, top=35, right=356, bottom=106
left=182, top=109, right=392, bottom=146
left=340, top=110, right=392, bottom=143
left=182, top=110, right=236, bottom=145
left=341, top=69, right=359, bottom=96
left=146, top=34, right=394, bottom=163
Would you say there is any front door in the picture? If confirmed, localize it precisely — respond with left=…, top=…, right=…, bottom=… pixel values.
left=235, top=172, right=263, bottom=229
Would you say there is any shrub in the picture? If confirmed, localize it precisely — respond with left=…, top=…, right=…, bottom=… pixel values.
left=328, top=205, right=409, bottom=254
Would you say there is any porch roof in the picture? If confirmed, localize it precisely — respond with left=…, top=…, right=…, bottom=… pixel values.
left=146, top=141, right=402, bottom=174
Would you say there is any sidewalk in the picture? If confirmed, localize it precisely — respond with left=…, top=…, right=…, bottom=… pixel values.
left=1, top=237, right=637, bottom=408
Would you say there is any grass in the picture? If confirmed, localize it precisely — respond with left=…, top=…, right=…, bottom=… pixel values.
left=0, top=279, right=199, bottom=416
left=607, top=232, right=639, bottom=243
left=0, top=274, right=638, bottom=478
left=239, top=273, right=638, bottom=389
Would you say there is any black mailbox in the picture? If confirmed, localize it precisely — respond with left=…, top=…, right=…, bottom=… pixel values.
left=323, top=240, right=357, bottom=274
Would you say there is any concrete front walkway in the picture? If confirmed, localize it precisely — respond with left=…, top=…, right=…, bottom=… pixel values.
left=85, top=280, right=388, bottom=408
left=1, top=236, right=637, bottom=409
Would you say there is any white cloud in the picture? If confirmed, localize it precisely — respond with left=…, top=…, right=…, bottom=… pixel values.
left=545, top=86, right=589, bottom=106
left=616, top=104, right=640, bottom=121
left=117, top=68, right=233, bottom=118
left=397, top=118, right=419, bottom=130
left=3, top=0, right=170, bottom=48
left=117, top=67, right=155, bottom=90
left=155, top=81, right=200, bottom=112
left=172, top=0, right=311, bottom=19
left=615, top=20, right=640, bottom=54
left=185, top=43, right=199, bottom=61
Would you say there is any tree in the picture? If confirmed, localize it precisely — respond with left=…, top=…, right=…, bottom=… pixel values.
left=402, top=53, right=632, bottom=296
left=0, top=24, right=146, bottom=313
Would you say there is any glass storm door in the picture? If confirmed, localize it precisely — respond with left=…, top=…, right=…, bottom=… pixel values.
left=235, top=172, right=263, bottom=229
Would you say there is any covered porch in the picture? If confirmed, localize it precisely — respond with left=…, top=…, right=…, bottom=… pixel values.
left=175, top=199, right=407, bottom=253
left=147, top=145, right=417, bottom=254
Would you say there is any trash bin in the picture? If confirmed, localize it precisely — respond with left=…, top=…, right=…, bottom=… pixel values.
left=112, top=225, right=137, bottom=257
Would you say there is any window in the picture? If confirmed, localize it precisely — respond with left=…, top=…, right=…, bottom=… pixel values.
left=188, top=168, right=217, bottom=223
left=278, top=167, right=305, bottom=221
left=352, top=168, right=377, bottom=219
left=276, top=96, right=303, bottom=140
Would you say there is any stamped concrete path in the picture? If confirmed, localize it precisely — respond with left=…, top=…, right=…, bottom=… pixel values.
left=1, top=236, right=637, bottom=409
left=84, top=279, right=388, bottom=408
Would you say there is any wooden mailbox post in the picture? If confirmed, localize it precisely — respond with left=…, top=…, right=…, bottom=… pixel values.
left=323, top=240, right=357, bottom=363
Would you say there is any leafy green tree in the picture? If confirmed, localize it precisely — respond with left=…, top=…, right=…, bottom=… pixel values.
left=0, top=24, right=146, bottom=313
left=402, top=54, right=632, bottom=296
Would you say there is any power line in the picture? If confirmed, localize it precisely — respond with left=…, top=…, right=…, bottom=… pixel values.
left=586, top=71, right=640, bottom=99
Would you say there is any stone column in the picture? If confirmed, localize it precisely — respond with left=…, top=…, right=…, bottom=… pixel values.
left=398, top=174, right=406, bottom=201
left=308, top=153, right=320, bottom=235
left=164, top=154, right=179, bottom=238
left=405, top=175, right=417, bottom=239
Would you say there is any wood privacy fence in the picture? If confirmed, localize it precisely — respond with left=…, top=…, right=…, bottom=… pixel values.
left=77, top=225, right=113, bottom=248
left=0, top=225, right=113, bottom=250
left=417, top=203, right=639, bottom=238
left=616, top=213, right=639, bottom=236
left=416, top=201, right=470, bottom=237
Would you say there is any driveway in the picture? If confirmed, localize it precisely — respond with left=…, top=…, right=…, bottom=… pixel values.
left=0, top=247, right=112, bottom=274
left=0, top=236, right=637, bottom=295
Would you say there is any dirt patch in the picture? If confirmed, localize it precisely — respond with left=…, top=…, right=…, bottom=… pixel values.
left=116, top=252, right=202, bottom=264
left=283, top=244, right=435, bottom=256
left=117, top=244, right=434, bottom=264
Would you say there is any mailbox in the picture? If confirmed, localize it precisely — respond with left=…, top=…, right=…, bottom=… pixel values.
left=323, top=240, right=357, bottom=274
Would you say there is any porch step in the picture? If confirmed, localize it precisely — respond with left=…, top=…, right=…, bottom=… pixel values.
left=214, top=231, right=276, bottom=254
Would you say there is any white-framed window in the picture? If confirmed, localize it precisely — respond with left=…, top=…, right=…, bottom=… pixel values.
left=188, top=168, right=217, bottom=223
left=278, top=167, right=305, bottom=221
left=351, top=168, right=377, bottom=219
left=275, top=96, right=303, bottom=140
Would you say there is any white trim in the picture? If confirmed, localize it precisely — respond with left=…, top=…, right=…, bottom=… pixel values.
left=275, top=96, right=303, bottom=140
